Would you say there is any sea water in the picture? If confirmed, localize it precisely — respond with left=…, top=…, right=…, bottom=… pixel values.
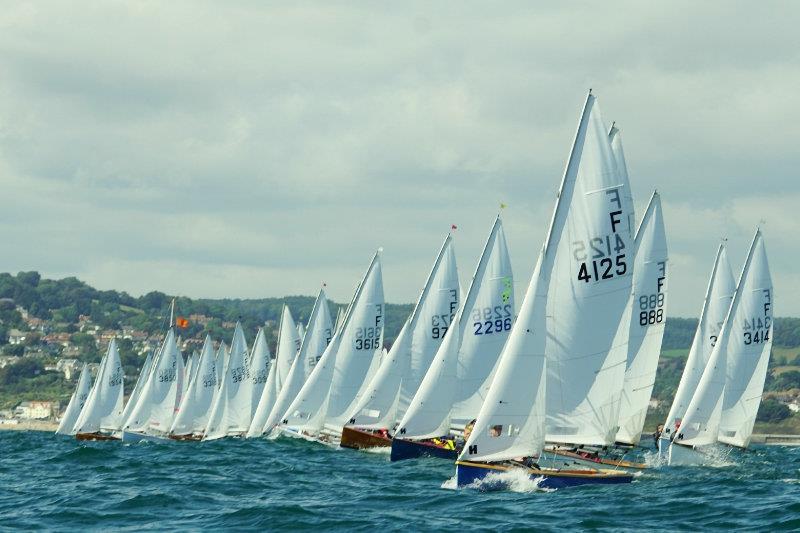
left=1, top=431, right=799, bottom=530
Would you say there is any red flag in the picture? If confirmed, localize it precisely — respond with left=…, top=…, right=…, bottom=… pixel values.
left=451, top=224, right=458, bottom=230
left=175, top=317, right=189, bottom=329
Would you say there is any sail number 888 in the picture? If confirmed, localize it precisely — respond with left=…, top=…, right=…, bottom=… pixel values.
left=639, top=293, right=664, bottom=326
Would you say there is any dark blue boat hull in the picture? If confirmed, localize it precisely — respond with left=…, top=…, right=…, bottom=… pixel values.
left=455, top=461, right=633, bottom=489
left=390, top=437, right=458, bottom=462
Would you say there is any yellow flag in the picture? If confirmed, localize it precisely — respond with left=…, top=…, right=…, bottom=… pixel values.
left=500, top=203, right=507, bottom=209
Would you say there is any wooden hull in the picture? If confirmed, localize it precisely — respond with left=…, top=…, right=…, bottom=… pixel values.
left=390, top=436, right=458, bottom=462
left=340, top=426, right=392, bottom=450
left=455, top=460, right=633, bottom=489
left=545, top=448, right=648, bottom=470
left=75, top=432, right=120, bottom=442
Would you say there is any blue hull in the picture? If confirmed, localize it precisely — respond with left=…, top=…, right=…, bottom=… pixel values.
left=390, top=437, right=458, bottom=462
left=455, top=461, right=633, bottom=489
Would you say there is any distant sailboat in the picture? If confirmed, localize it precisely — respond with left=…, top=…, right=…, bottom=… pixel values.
left=660, top=244, right=735, bottom=450
left=392, top=217, right=513, bottom=461
left=120, top=350, right=154, bottom=430
left=342, top=233, right=459, bottom=450
left=247, top=327, right=272, bottom=421
left=262, top=289, right=333, bottom=436
left=279, top=251, right=384, bottom=442
left=247, top=306, right=300, bottom=438
left=74, top=339, right=125, bottom=440
left=203, top=323, right=252, bottom=440
left=56, top=364, right=92, bottom=436
left=455, top=91, right=634, bottom=488
left=170, top=335, right=218, bottom=440
left=123, top=329, right=184, bottom=441
left=668, top=229, right=773, bottom=465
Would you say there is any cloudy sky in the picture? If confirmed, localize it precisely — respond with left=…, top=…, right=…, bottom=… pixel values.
left=0, top=2, right=797, bottom=315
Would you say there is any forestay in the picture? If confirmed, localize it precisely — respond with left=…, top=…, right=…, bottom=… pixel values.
left=675, top=231, right=769, bottom=448
left=204, top=323, right=251, bottom=439
left=718, top=230, right=773, bottom=448
left=74, top=339, right=124, bottom=434
left=347, top=235, right=460, bottom=430
left=247, top=306, right=300, bottom=437
left=171, top=335, right=218, bottom=436
left=662, top=245, right=735, bottom=441
left=544, top=92, right=635, bottom=446
left=615, top=192, right=669, bottom=444
left=56, top=364, right=92, bottom=436
left=281, top=252, right=384, bottom=434
left=264, top=289, right=333, bottom=435
left=397, top=217, right=512, bottom=439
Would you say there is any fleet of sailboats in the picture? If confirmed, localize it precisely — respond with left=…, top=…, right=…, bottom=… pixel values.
left=55, top=91, right=777, bottom=491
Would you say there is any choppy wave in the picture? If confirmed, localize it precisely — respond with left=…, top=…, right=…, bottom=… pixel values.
left=1, top=432, right=799, bottom=530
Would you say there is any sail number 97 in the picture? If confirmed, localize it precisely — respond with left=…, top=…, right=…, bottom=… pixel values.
left=473, top=305, right=512, bottom=335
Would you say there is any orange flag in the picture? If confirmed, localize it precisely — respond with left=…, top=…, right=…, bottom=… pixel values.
left=175, top=317, right=189, bottom=329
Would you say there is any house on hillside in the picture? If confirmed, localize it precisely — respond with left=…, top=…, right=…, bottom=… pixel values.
left=56, top=358, right=81, bottom=380
left=0, top=355, right=20, bottom=368
left=15, top=401, right=59, bottom=420
left=7, top=329, right=26, bottom=345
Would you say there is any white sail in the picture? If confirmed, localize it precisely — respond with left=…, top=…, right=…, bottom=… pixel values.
left=608, top=123, right=636, bottom=232
left=662, top=245, right=735, bottom=439
left=544, top=93, right=634, bottom=446
left=215, top=341, right=227, bottom=388
left=56, top=364, right=92, bottom=436
left=170, top=336, right=218, bottom=435
left=281, top=252, right=384, bottom=434
left=120, top=350, right=154, bottom=429
left=264, top=289, right=333, bottom=434
left=204, top=323, right=251, bottom=439
left=74, top=339, right=124, bottom=434
left=398, top=217, right=513, bottom=439
left=248, top=328, right=272, bottom=418
left=459, top=251, right=548, bottom=462
left=247, top=307, right=299, bottom=437
left=347, top=234, right=460, bottom=429
left=124, top=330, right=182, bottom=434
left=674, top=231, right=770, bottom=449
left=718, top=230, right=773, bottom=448
left=276, top=307, right=301, bottom=391
left=615, top=192, right=669, bottom=444
left=297, top=322, right=306, bottom=342
left=183, top=351, right=198, bottom=397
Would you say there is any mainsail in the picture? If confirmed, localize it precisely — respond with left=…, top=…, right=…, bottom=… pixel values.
left=615, top=192, right=669, bottom=444
left=171, top=335, right=218, bottom=436
left=662, top=244, right=735, bottom=440
left=543, top=92, right=634, bottom=446
left=74, top=339, right=124, bottom=434
left=397, top=217, right=513, bottom=439
left=56, top=364, right=92, bottom=436
left=281, top=251, right=384, bottom=435
left=674, top=230, right=770, bottom=449
left=263, top=289, right=333, bottom=435
left=346, top=234, right=460, bottom=430
left=204, top=323, right=252, bottom=439
left=247, top=327, right=272, bottom=419
left=718, top=230, right=773, bottom=448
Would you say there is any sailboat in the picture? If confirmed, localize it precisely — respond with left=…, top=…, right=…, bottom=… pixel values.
left=56, top=364, right=92, bottom=436
left=391, top=217, right=513, bottom=461
left=170, top=335, right=218, bottom=440
left=659, top=244, right=735, bottom=451
left=74, top=339, right=125, bottom=441
left=455, top=92, right=636, bottom=488
left=215, top=340, right=227, bottom=387
left=262, top=289, right=333, bottom=436
left=279, top=251, right=384, bottom=443
left=247, top=327, right=272, bottom=421
left=667, top=229, right=773, bottom=465
left=203, top=323, right=253, bottom=440
left=341, top=233, right=459, bottom=450
left=247, top=306, right=300, bottom=438
left=122, top=329, right=184, bottom=442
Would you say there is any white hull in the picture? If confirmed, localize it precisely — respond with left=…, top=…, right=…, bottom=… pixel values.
left=667, top=442, right=718, bottom=466
left=121, top=430, right=171, bottom=443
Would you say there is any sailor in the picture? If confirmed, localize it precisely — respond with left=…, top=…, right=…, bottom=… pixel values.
left=653, top=424, right=664, bottom=449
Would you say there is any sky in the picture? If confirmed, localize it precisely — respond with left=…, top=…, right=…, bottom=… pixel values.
left=0, top=2, right=798, bottom=316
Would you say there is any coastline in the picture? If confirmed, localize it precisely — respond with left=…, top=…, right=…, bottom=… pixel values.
left=0, top=420, right=58, bottom=432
